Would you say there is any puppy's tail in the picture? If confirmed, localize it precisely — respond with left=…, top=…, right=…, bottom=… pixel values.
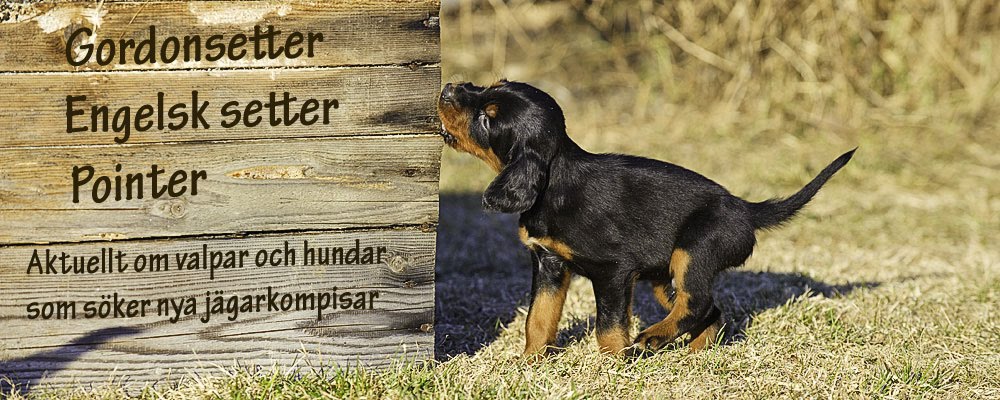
left=747, top=148, right=856, bottom=230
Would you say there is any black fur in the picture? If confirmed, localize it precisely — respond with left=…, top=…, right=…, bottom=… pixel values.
left=438, top=80, right=855, bottom=354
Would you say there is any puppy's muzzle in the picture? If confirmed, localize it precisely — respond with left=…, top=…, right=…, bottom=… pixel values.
left=440, top=82, right=456, bottom=104
left=438, top=83, right=458, bottom=145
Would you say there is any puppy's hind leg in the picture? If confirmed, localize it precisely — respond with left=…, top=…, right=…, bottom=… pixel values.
left=632, top=248, right=716, bottom=352
left=687, top=306, right=723, bottom=352
left=647, top=279, right=723, bottom=352
left=635, top=200, right=754, bottom=353
left=592, top=273, right=636, bottom=355
left=651, top=280, right=674, bottom=312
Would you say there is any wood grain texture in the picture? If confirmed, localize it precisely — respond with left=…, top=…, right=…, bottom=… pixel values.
left=0, top=135, right=442, bottom=244
left=0, top=228, right=435, bottom=387
left=0, top=66, right=439, bottom=147
left=0, top=0, right=443, bottom=388
left=0, top=0, right=440, bottom=72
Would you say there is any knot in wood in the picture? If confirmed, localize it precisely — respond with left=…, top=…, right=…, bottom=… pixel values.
left=152, top=199, right=188, bottom=219
left=388, top=254, right=407, bottom=274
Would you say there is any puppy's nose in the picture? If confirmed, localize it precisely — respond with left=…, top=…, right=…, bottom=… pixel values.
left=440, top=83, right=455, bottom=103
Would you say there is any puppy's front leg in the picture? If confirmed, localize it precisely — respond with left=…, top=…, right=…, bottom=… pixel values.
left=523, top=251, right=571, bottom=356
left=593, top=274, right=635, bottom=354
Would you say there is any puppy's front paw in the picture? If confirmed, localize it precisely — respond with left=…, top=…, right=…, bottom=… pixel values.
left=632, top=331, right=668, bottom=353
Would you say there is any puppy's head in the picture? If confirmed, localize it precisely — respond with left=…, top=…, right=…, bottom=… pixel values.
left=438, top=80, right=567, bottom=214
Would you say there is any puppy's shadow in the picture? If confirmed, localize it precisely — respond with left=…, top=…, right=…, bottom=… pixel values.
left=434, top=194, right=879, bottom=358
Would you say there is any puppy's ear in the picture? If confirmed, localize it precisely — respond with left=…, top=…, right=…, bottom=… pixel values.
left=482, top=147, right=547, bottom=214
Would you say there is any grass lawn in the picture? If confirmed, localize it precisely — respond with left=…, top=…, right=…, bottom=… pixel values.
left=8, top=1, right=999, bottom=398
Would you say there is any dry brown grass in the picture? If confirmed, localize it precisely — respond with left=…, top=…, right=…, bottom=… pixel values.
left=8, top=1, right=999, bottom=398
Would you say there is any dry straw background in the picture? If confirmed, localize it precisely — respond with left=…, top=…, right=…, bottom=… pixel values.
left=9, top=0, right=1000, bottom=398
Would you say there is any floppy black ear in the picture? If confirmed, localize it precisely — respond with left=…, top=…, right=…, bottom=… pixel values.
left=482, top=148, right=548, bottom=214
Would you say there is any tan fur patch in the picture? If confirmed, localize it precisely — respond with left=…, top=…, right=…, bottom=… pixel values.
left=523, top=271, right=571, bottom=355
left=670, top=248, right=690, bottom=289
left=652, top=282, right=673, bottom=311
left=437, top=101, right=503, bottom=172
left=665, top=249, right=691, bottom=334
left=518, top=226, right=530, bottom=246
left=689, top=319, right=722, bottom=353
left=484, top=103, right=498, bottom=118
left=518, top=226, right=575, bottom=260
left=535, top=238, right=574, bottom=260
left=596, top=326, right=629, bottom=354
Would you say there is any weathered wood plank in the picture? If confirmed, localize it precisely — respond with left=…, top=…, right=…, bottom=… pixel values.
left=0, top=66, right=439, bottom=147
left=0, top=135, right=442, bottom=244
left=0, top=0, right=443, bottom=390
left=0, top=0, right=440, bottom=72
left=0, top=228, right=435, bottom=387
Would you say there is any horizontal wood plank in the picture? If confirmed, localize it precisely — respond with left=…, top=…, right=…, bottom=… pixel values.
left=0, top=0, right=440, bottom=72
left=0, top=228, right=435, bottom=386
left=0, top=135, right=442, bottom=244
left=0, top=66, right=440, bottom=147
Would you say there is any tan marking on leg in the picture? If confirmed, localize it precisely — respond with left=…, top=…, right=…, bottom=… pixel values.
left=670, top=249, right=690, bottom=290
left=597, top=277, right=636, bottom=355
left=523, top=271, right=571, bottom=355
left=437, top=101, right=503, bottom=172
left=635, top=249, right=692, bottom=349
left=652, top=282, right=673, bottom=311
left=689, top=319, right=722, bottom=353
left=596, top=326, right=629, bottom=354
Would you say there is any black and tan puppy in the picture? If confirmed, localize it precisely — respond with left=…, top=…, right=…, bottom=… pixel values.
left=438, top=80, right=854, bottom=356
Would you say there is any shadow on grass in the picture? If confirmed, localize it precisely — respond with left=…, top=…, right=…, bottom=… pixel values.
left=435, top=193, right=879, bottom=359
left=0, top=326, right=141, bottom=396
left=435, top=194, right=529, bottom=359
left=633, top=271, right=879, bottom=346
